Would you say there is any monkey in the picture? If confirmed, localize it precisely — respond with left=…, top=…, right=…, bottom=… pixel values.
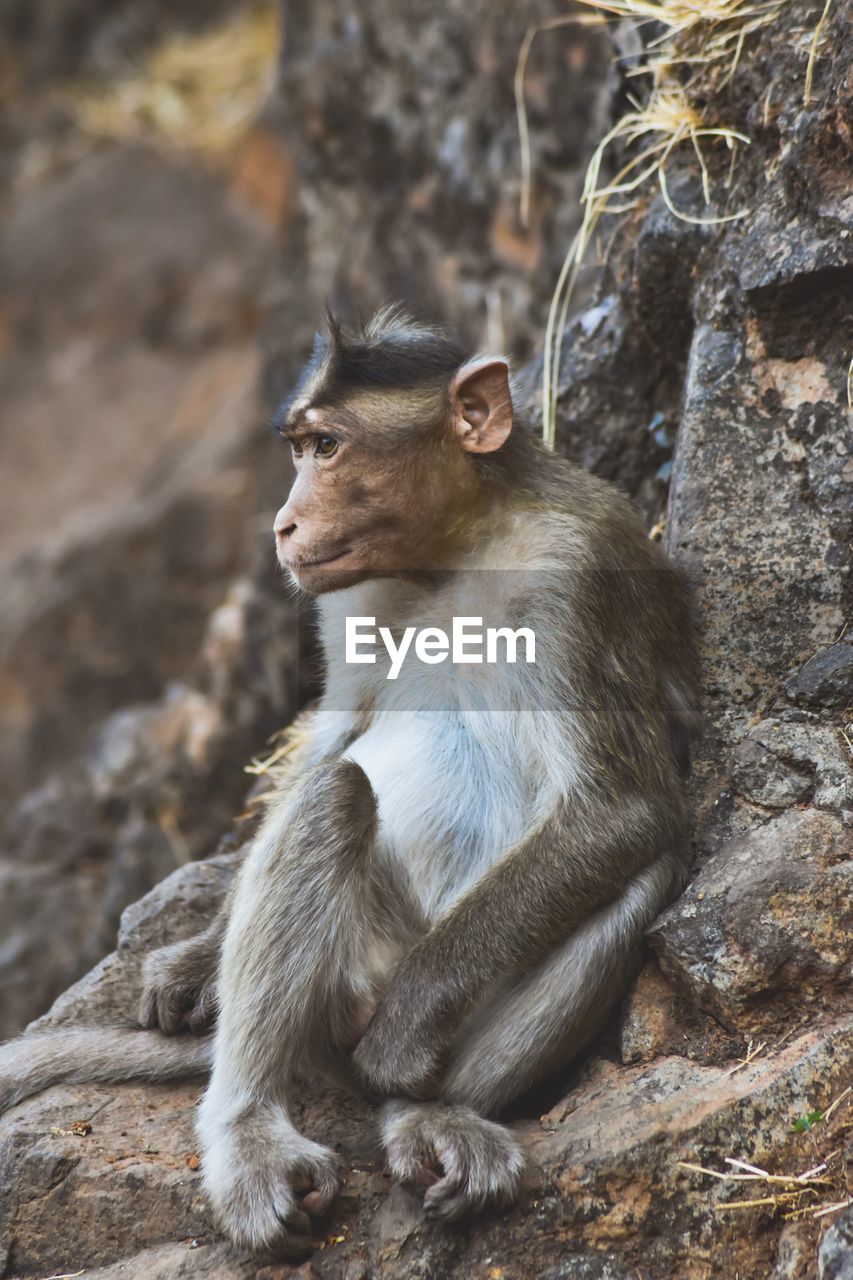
left=0, top=308, right=700, bottom=1256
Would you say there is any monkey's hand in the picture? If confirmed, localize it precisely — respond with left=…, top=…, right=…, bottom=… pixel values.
left=351, top=990, right=444, bottom=1100
left=138, top=927, right=221, bottom=1036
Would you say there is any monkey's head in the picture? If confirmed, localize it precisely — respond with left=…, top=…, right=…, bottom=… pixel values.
left=272, top=308, right=515, bottom=594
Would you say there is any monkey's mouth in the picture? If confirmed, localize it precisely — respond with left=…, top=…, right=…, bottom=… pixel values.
left=289, top=547, right=353, bottom=570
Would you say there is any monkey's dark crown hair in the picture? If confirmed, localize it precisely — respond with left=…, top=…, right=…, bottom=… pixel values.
left=275, top=306, right=473, bottom=427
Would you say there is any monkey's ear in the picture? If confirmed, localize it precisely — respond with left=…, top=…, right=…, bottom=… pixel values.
left=450, top=358, right=513, bottom=454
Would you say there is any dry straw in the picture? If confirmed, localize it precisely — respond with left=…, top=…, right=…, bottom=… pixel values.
left=677, top=1084, right=853, bottom=1222
left=518, top=0, right=833, bottom=447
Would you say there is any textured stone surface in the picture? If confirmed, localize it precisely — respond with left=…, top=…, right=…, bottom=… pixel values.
left=619, top=961, right=682, bottom=1066
left=732, top=717, right=851, bottom=815
left=263, top=0, right=613, bottom=379
left=819, top=1206, right=853, bottom=1280
left=786, top=644, right=853, bottom=711
left=0, top=143, right=280, bottom=815
left=0, top=576, right=300, bottom=1037
left=650, top=808, right=853, bottom=1031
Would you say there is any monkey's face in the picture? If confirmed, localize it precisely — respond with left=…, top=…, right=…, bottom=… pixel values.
left=273, top=422, right=476, bottom=593
left=272, top=325, right=514, bottom=594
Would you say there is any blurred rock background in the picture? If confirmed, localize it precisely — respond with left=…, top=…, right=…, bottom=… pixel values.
left=0, top=0, right=851, bottom=1277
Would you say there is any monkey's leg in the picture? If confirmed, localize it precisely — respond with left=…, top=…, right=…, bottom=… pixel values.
left=198, top=759, right=417, bottom=1255
left=381, top=857, right=675, bottom=1222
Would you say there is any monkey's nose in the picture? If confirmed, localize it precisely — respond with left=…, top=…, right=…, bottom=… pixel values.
left=275, top=522, right=296, bottom=543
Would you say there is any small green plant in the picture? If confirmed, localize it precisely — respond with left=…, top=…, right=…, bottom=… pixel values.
left=793, top=1109, right=825, bottom=1134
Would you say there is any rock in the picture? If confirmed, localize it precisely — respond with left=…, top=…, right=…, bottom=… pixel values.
left=786, top=644, right=853, bottom=710
left=620, top=960, right=742, bottom=1069
left=532, top=1018, right=853, bottom=1278
left=0, top=1082, right=210, bottom=1276
left=0, top=575, right=301, bottom=1037
left=54, top=1241, right=258, bottom=1280
left=666, top=311, right=849, bottom=738
left=30, top=852, right=242, bottom=1034
left=0, top=142, right=279, bottom=815
left=773, top=1226, right=815, bottom=1280
left=819, top=1206, right=853, bottom=1280
left=544, top=294, right=673, bottom=527
left=620, top=961, right=682, bottom=1066
left=263, top=0, right=614, bottom=382
left=732, top=737, right=814, bottom=809
left=650, top=808, right=853, bottom=1031
left=732, top=718, right=851, bottom=815
left=0, top=0, right=249, bottom=83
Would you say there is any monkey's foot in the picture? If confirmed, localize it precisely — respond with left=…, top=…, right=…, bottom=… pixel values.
left=198, top=1099, right=342, bottom=1254
left=139, top=934, right=219, bottom=1035
left=381, top=1100, right=524, bottom=1223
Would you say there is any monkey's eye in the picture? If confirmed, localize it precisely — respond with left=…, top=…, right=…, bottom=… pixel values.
left=314, top=435, right=339, bottom=458
left=291, top=440, right=304, bottom=458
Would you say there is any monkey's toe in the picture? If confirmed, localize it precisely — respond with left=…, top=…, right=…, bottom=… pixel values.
left=199, top=1102, right=343, bottom=1256
left=272, top=1206, right=314, bottom=1256
left=300, top=1186, right=336, bottom=1217
left=210, top=1160, right=339, bottom=1256
left=382, top=1101, right=524, bottom=1224
left=422, top=1166, right=518, bottom=1223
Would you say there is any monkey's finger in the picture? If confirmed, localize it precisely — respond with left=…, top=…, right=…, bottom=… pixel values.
left=137, top=990, right=158, bottom=1029
left=156, top=988, right=193, bottom=1036
left=399, top=1158, right=440, bottom=1190
left=277, top=1231, right=314, bottom=1258
left=423, top=1184, right=471, bottom=1223
left=271, top=1209, right=314, bottom=1258
left=187, top=992, right=217, bottom=1035
left=293, top=1155, right=342, bottom=1218
left=298, top=1173, right=340, bottom=1216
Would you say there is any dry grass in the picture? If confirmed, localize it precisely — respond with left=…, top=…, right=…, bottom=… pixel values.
left=804, top=0, right=834, bottom=102
left=678, top=1084, right=853, bottom=1222
left=64, top=3, right=278, bottom=159
left=242, top=705, right=319, bottom=812
left=521, top=0, right=834, bottom=446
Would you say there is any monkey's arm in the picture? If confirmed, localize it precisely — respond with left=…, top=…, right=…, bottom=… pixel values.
left=353, top=793, right=681, bottom=1098
left=138, top=903, right=230, bottom=1034
left=139, top=707, right=331, bottom=1035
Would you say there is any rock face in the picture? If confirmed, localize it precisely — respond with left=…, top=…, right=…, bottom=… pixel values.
left=0, top=142, right=280, bottom=815
left=820, top=1208, right=853, bottom=1280
left=263, top=0, right=613, bottom=373
left=651, top=808, right=852, bottom=1031
left=1, top=0, right=852, bottom=1277
left=785, top=644, right=853, bottom=711
left=0, top=575, right=304, bottom=1038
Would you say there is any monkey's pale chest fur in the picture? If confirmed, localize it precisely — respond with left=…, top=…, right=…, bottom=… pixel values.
left=316, top=578, right=567, bottom=919
left=345, top=708, right=549, bottom=917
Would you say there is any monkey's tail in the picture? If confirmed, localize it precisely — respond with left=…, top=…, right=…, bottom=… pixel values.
left=0, top=1027, right=212, bottom=1116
